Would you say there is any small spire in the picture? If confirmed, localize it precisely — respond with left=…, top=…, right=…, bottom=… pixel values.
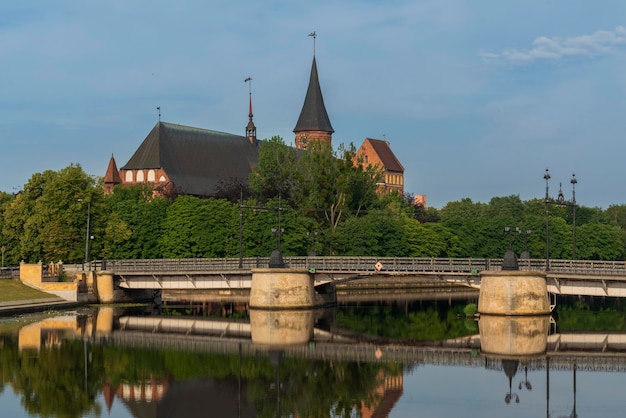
left=245, top=77, right=256, bottom=144
left=308, top=31, right=317, bottom=56
left=156, top=106, right=161, bottom=122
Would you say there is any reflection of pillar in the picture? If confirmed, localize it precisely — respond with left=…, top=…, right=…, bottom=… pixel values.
left=479, top=315, right=549, bottom=357
left=95, top=306, right=114, bottom=336
left=250, top=309, right=314, bottom=346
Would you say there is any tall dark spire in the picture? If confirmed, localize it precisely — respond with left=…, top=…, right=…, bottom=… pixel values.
left=245, top=77, right=256, bottom=145
left=293, top=56, right=334, bottom=148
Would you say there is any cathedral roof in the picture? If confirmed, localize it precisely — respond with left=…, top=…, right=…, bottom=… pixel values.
left=121, top=122, right=259, bottom=196
left=363, top=138, right=405, bottom=173
left=293, top=57, right=334, bottom=134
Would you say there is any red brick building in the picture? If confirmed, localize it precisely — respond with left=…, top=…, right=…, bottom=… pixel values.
left=354, top=137, right=405, bottom=196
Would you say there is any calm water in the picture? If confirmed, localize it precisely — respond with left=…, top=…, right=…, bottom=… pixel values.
left=0, top=298, right=625, bottom=418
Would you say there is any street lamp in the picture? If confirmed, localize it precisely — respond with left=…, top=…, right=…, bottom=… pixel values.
left=543, top=169, right=578, bottom=270
left=520, top=229, right=531, bottom=259
left=238, top=184, right=243, bottom=269
left=503, top=226, right=519, bottom=271
left=543, top=168, right=550, bottom=271
left=78, top=199, right=91, bottom=270
left=571, top=173, right=577, bottom=260
left=306, top=231, right=318, bottom=256
left=269, top=194, right=285, bottom=268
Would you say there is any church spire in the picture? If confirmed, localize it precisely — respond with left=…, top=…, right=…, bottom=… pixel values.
left=245, top=77, right=256, bottom=145
left=293, top=34, right=334, bottom=149
left=104, top=154, right=121, bottom=195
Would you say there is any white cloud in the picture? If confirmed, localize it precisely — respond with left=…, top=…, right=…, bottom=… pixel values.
left=484, top=26, right=626, bottom=64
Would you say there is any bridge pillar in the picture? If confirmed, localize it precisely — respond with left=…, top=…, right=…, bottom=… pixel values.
left=249, top=309, right=314, bottom=346
left=250, top=268, right=331, bottom=309
left=95, top=271, right=115, bottom=304
left=478, top=270, right=550, bottom=316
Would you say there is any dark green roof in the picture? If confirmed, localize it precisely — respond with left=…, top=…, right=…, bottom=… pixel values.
left=121, top=122, right=259, bottom=196
left=293, top=57, right=334, bottom=133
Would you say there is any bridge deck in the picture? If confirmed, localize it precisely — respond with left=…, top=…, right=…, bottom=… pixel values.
left=97, top=257, right=626, bottom=297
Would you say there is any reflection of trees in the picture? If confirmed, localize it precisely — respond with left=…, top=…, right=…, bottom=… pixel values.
left=336, top=302, right=477, bottom=341
left=557, top=299, right=626, bottom=332
left=248, top=354, right=386, bottom=418
left=0, top=337, right=102, bottom=418
left=105, top=345, right=397, bottom=417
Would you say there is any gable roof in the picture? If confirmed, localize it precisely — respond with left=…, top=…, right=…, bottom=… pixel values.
left=121, top=122, right=259, bottom=196
left=364, top=138, right=405, bottom=173
left=293, top=57, right=334, bottom=133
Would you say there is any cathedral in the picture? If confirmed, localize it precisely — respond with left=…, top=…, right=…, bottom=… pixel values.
left=104, top=51, right=406, bottom=198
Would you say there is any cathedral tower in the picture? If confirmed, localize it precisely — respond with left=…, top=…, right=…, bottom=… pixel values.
left=293, top=35, right=334, bottom=149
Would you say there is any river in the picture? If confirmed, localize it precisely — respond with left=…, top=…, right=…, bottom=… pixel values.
left=0, top=295, right=625, bottom=417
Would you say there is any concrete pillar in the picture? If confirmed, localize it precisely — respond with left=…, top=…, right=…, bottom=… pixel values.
left=478, top=270, right=550, bottom=316
left=249, top=309, right=314, bottom=346
left=96, top=271, right=115, bottom=304
left=250, top=268, right=317, bottom=309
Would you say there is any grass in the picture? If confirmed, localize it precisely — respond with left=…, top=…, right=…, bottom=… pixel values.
left=0, top=278, right=57, bottom=303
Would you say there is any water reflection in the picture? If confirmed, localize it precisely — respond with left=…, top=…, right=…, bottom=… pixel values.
left=0, top=302, right=624, bottom=417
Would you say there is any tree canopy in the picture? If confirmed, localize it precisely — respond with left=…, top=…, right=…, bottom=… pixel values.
left=1, top=154, right=626, bottom=264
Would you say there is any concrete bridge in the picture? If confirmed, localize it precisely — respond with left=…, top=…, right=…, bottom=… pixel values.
left=97, top=256, right=626, bottom=297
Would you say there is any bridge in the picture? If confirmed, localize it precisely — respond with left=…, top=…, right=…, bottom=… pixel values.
left=97, top=256, right=626, bottom=297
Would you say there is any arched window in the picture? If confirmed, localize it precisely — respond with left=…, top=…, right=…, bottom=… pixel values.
left=125, top=171, right=133, bottom=183
left=147, top=170, right=155, bottom=182
left=137, top=170, right=144, bottom=182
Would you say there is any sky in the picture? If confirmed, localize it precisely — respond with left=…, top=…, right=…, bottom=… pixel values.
left=2, top=1, right=626, bottom=209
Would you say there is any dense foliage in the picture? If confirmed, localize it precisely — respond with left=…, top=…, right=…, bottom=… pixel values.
left=1, top=140, right=626, bottom=264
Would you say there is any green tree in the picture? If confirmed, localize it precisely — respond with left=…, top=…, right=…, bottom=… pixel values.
left=160, top=196, right=238, bottom=258
left=102, top=184, right=170, bottom=259
left=248, top=136, right=298, bottom=202
left=576, top=223, right=624, bottom=260
left=2, top=164, right=102, bottom=263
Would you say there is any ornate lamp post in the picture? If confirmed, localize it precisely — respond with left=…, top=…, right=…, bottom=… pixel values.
left=78, top=199, right=91, bottom=270
left=520, top=229, right=531, bottom=259
left=544, top=169, right=551, bottom=271
left=503, top=226, right=519, bottom=271
left=543, top=169, right=578, bottom=270
left=571, top=173, right=577, bottom=259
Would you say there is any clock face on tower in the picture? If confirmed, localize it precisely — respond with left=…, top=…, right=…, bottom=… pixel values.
left=299, top=136, right=309, bottom=149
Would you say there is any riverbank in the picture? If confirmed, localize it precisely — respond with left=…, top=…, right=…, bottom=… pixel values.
left=0, top=278, right=83, bottom=316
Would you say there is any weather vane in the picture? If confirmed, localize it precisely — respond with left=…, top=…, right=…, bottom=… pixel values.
left=244, top=76, right=252, bottom=94
left=308, top=31, right=317, bottom=55
left=157, top=106, right=161, bottom=122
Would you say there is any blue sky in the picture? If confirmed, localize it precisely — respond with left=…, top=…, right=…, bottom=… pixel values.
left=1, top=1, right=626, bottom=209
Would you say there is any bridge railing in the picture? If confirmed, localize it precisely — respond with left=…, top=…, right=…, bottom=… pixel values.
left=93, top=257, right=626, bottom=276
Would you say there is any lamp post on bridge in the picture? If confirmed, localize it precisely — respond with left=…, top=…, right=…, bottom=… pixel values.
left=77, top=199, right=91, bottom=270
left=543, top=169, right=578, bottom=271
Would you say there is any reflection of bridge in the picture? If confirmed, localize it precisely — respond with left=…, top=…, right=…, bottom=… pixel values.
left=104, top=315, right=626, bottom=372
left=101, top=257, right=626, bottom=297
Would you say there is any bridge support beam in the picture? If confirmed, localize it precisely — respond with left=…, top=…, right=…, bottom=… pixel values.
left=478, top=270, right=550, bottom=316
left=250, top=268, right=333, bottom=309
